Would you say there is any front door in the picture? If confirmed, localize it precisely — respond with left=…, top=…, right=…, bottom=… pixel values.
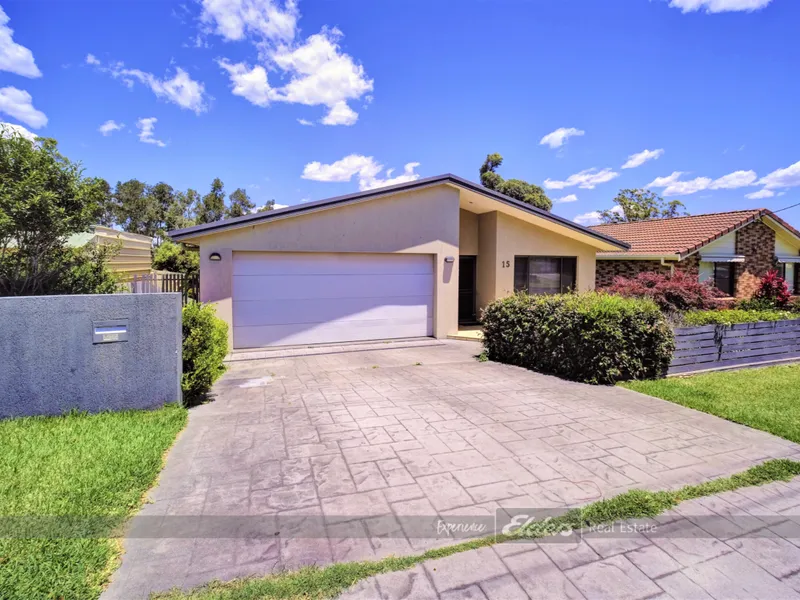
left=458, top=256, right=477, bottom=324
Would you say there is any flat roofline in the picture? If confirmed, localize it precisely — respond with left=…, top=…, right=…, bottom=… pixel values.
left=169, top=174, right=629, bottom=250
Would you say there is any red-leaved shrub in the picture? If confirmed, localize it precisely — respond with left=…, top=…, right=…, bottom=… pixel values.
left=754, top=269, right=791, bottom=308
left=603, top=270, right=723, bottom=313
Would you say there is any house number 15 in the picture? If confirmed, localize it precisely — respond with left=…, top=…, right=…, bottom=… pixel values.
left=501, top=260, right=511, bottom=268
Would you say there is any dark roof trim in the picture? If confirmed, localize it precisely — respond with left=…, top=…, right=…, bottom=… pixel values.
left=169, top=173, right=629, bottom=249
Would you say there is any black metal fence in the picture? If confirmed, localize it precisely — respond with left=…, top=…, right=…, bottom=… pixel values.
left=670, top=319, right=800, bottom=375
left=125, top=272, right=198, bottom=306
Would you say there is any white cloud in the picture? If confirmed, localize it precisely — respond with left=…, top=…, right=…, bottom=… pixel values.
left=573, top=205, right=622, bottom=226
left=199, top=0, right=298, bottom=44
left=0, top=121, right=35, bottom=141
left=539, top=127, right=585, bottom=149
left=136, top=117, right=166, bottom=147
left=320, top=100, right=358, bottom=126
left=90, top=57, right=209, bottom=114
left=668, top=0, right=772, bottom=13
left=622, top=148, right=664, bottom=169
left=759, top=160, right=800, bottom=190
left=273, top=203, right=289, bottom=209
left=745, top=189, right=775, bottom=200
left=555, top=194, right=578, bottom=204
left=206, top=0, right=373, bottom=127
left=98, top=119, right=124, bottom=136
left=0, top=6, right=41, bottom=78
left=297, top=118, right=313, bottom=126
left=544, top=167, right=619, bottom=190
left=301, top=154, right=420, bottom=191
left=709, top=169, right=757, bottom=189
left=0, top=86, right=46, bottom=128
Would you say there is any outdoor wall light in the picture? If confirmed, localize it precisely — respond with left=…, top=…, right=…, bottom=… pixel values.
left=209, top=252, right=222, bottom=262
left=444, top=256, right=455, bottom=263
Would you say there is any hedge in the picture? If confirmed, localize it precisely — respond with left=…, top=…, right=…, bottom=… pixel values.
left=182, top=302, right=229, bottom=404
left=682, top=308, right=800, bottom=326
left=481, top=292, right=674, bottom=384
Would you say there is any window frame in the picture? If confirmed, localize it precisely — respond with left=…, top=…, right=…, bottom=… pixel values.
left=713, top=262, right=736, bottom=297
left=514, top=256, right=578, bottom=295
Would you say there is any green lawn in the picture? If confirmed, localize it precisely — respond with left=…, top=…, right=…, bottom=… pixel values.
left=622, top=364, right=800, bottom=443
left=0, top=404, right=187, bottom=600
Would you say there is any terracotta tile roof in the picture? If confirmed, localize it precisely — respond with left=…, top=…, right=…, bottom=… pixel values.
left=590, top=209, right=800, bottom=258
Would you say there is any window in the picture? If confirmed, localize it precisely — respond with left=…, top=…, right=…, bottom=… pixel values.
left=514, top=257, right=577, bottom=295
left=714, top=263, right=736, bottom=297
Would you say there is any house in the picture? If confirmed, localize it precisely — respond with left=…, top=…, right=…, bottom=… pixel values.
left=170, top=174, right=627, bottom=349
left=67, top=225, right=154, bottom=278
left=590, top=209, right=800, bottom=298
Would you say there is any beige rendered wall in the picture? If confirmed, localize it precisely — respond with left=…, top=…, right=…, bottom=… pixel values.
left=459, top=209, right=479, bottom=255
left=194, top=185, right=461, bottom=346
left=476, top=211, right=597, bottom=313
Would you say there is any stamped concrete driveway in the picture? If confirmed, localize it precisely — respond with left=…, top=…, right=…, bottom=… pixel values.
left=103, top=339, right=800, bottom=599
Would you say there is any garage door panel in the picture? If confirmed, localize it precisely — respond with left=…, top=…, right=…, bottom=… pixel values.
left=233, top=295, right=433, bottom=327
left=232, top=252, right=434, bottom=348
left=233, top=273, right=433, bottom=301
left=233, top=252, right=432, bottom=276
left=234, top=317, right=433, bottom=348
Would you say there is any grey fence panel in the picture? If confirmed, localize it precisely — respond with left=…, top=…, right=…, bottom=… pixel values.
left=668, top=319, right=800, bottom=375
left=0, top=294, right=182, bottom=418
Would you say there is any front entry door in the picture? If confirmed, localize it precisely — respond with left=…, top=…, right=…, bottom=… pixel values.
left=458, top=256, right=477, bottom=324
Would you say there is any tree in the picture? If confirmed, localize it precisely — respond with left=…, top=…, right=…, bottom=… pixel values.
left=113, top=179, right=161, bottom=236
left=196, top=178, right=226, bottom=224
left=165, top=188, right=198, bottom=233
left=152, top=240, right=199, bottom=278
left=256, top=199, right=276, bottom=213
left=227, top=188, right=256, bottom=218
left=0, top=132, right=119, bottom=296
left=97, top=179, right=115, bottom=226
left=479, top=153, right=552, bottom=211
left=600, top=189, right=687, bottom=224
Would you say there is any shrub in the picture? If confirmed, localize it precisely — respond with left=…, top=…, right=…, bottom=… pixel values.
left=682, top=309, right=799, bottom=326
left=753, top=270, right=791, bottom=308
left=603, top=270, right=722, bottom=313
left=481, top=292, right=675, bottom=384
left=153, top=240, right=199, bottom=278
left=182, top=302, right=228, bottom=404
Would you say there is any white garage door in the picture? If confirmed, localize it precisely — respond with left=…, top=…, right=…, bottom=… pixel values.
left=232, top=252, right=434, bottom=348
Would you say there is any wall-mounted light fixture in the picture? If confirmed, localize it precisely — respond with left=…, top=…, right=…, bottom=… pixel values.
left=444, top=256, right=455, bottom=263
left=209, top=252, right=222, bottom=262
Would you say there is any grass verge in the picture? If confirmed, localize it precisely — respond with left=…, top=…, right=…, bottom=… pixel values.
left=621, top=364, right=800, bottom=443
left=0, top=404, right=187, bottom=600
left=154, top=458, right=800, bottom=600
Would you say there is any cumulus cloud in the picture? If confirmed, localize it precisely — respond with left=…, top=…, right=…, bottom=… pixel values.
left=0, top=121, right=35, bottom=141
left=205, top=0, right=373, bottom=126
left=555, top=194, right=578, bottom=204
left=98, top=119, right=124, bottom=136
left=136, top=117, right=166, bottom=147
left=297, top=118, right=313, bottom=126
left=573, top=205, right=623, bottom=227
left=648, top=169, right=758, bottom=196
left=759, top=160, right=800, bottom=190
left=622, top=148, right=664, bottom=169
left=301, top=154, right=420, bottom=191
left=745, top=189, right=775, bottom=200
left=89, top=56, right=209, bottom=114
left=544, top=168, right=619, bottom=190
left=0, top=6, right=41, bottom=78
left=539, top=127, right=585, bottom=149
left=668, top=0, right=772, bottom=13
left=0, top=86, right=46, bottom=128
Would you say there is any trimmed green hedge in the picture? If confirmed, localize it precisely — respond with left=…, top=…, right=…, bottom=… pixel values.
left=682, top=309, right=800, bottom=326
left=482, top=292, right=674, bottom=384
left=182, top=302, right=229, bottom=404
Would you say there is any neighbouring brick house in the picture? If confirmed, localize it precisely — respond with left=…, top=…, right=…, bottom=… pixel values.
left=589, top=209, right=800, bottom=299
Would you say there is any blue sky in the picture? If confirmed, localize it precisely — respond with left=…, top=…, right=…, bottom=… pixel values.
left=4, top=0, right=800, bottom=224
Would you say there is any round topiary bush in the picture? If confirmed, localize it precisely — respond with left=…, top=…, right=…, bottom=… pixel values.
left=481, top=292, right=675, bottom=384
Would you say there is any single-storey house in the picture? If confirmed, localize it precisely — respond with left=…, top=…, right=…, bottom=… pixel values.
left=590, top=209, right=800, bottom=298
left=67, top=225, right=154, bottom=278
left=170, top=174, right=627, bottom=349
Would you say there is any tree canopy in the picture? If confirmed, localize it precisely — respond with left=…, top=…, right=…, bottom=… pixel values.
left=227, top=188, right=256, bottom=218
left=479, top=153, right=552, bottom=211
left=599, top=189, right=688, bottom=224
left=0, top=132, right=119, bottom=295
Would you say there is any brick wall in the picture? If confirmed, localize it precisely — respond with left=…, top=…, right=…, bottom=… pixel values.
left=595, top=255, right=700, bottom=288
left=735, top=219, right=776, bottom=298
left=595, top=219, right=777, bottom=298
